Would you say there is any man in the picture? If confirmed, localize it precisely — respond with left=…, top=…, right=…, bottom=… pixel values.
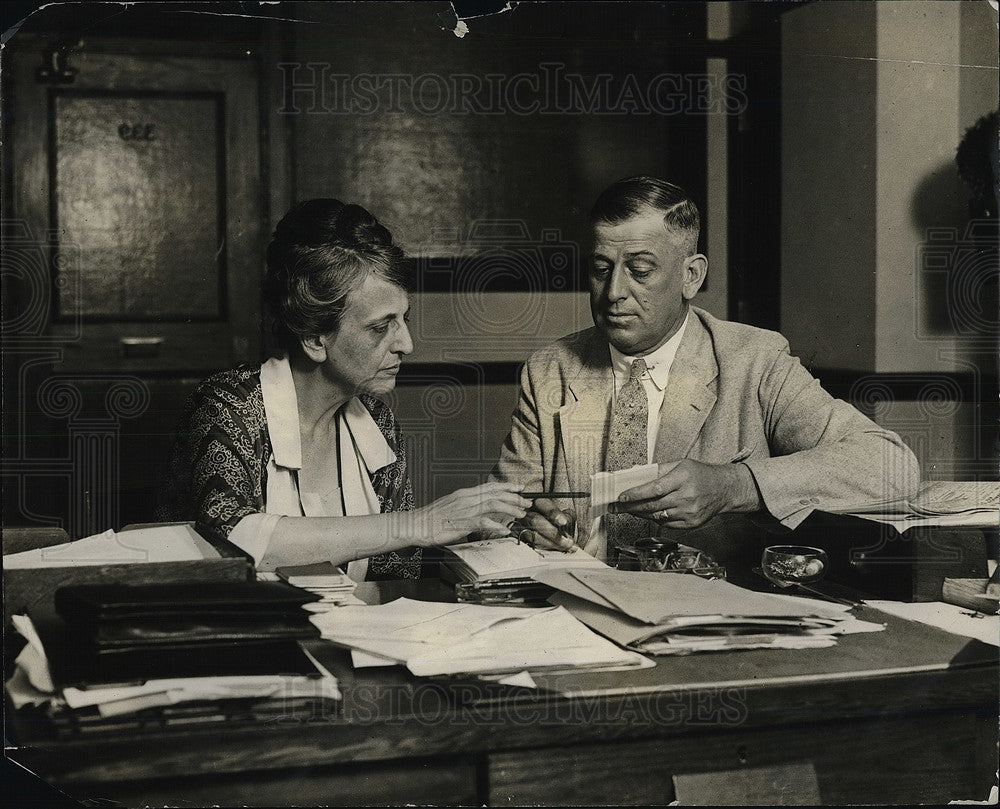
left=493, top=176, right=920, bottom=561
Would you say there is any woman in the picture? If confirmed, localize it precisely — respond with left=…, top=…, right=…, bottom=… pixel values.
left=159, top=199, right=528, bottom=579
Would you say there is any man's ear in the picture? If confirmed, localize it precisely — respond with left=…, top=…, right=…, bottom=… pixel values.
left=682, top=254, right=708, bottom=300
left=300, top=334, right=327, bottom=363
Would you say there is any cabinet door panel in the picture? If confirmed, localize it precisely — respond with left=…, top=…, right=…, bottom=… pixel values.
left=53, top=91, right=225, bottom=322
left=10, top=45, right=262, bottom=371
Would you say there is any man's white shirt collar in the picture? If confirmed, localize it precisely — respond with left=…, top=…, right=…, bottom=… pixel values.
left=608, top=311, right=689, bottom=392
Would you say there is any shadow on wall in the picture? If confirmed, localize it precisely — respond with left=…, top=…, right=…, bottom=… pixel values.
left=909, top=117, right=1000, bottom=480
left=910, top=159, right=974, bottom=335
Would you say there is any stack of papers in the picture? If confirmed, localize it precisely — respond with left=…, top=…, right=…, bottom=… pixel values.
left=442, top=537, right=607, bottom=584
left=908, top=481, right=999, bottom=516
left=276, top=562, right=364, bottom=608
left=6, top=614, right=340, bottom=732
left=841, top=480, right=999, bottom=532
left=535, top=569, right=883, bottom=655
left=309, top=597, right=650, bottom=676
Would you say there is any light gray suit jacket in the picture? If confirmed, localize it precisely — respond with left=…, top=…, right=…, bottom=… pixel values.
left=492, top=307, right=920, bottom=534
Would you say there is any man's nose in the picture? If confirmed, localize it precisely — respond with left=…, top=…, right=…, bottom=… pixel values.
left=394, top=321, right=414, bottom=355
left=606, top=265, right=629, bottom=302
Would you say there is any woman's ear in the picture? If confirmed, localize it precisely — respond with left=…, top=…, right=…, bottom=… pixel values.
left=299, top=334, right=327, bottom=363
left=682, top=254, right=708, bottom=300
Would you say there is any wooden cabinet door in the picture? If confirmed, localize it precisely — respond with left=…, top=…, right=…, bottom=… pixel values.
left=8, top=41, right=263, bottom=372
left=3, top=41, right=264, bottom=536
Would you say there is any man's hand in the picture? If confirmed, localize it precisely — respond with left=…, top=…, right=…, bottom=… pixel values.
left=514, top=498, right=577, bottom=551
left=611, top=459, right=762, bottom=529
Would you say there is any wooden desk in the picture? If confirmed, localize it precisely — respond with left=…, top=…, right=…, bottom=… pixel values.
left=5, top=583, right=997, bottom=806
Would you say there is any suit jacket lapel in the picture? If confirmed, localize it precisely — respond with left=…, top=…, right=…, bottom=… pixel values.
left=559, top=335, right=613, bottom=493
left=654, top=312, right=719, bottom=462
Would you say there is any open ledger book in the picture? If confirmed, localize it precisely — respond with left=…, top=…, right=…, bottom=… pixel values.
left=441, top=464, right=661, bottom=586
left=906, top=481, right=999, bottom=516
left=441, top=536, right=608, bottom=583
left=837, top=480, right=999, bottom=531
left=535, top=569, right=883, bottom=655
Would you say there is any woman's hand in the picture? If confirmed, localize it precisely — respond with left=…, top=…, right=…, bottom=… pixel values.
left=406, top=482, right=530, bottom=546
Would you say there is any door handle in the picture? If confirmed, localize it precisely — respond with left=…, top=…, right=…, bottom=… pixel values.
left=120, top=336, right=163, bottom=358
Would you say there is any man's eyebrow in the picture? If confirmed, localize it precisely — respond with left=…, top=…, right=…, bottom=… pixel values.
left=364, top=306, right=409, bottom=328
left=590, top=249, right=659, bottom=260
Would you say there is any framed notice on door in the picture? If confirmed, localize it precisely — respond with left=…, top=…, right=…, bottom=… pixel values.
left=52, top=90, right=226, bottom=323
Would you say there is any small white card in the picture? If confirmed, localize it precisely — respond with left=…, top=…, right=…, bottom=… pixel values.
left=589, top=463, right=658, bottom=513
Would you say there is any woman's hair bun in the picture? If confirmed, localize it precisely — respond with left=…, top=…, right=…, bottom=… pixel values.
left=271, top=198, right=345, bottom=249
left=269, top=199, right=394, bottom=259
left=333, top=203, right=393, bottom=250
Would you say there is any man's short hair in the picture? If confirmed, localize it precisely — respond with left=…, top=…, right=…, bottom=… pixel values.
left=588, top=176, right=700, bottom=252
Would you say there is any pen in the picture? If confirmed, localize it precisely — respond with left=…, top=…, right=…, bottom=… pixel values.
left=515, top=529, right=575, bottom=553
left=520, top=491, right=589, bottom=499
left=516, top=493, right=583, bottom=553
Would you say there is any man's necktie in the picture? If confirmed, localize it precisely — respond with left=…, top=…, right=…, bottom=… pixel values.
left=604, top=358, right=653, bottom=560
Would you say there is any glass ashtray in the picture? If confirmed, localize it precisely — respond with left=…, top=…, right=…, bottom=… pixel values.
left=454, top=579, right=554, bottom=606
left=628, top=538, right=727, bottom=579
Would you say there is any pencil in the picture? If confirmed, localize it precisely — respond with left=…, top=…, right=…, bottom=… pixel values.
left=520, top=491, right=589, bottom=499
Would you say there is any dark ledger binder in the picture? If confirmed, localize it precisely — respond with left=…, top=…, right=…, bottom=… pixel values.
left=53, top=581, right=319, bottom=623
left=89, top=617, right=319, bottom=649
left=30, top=604, right=322, bottom=687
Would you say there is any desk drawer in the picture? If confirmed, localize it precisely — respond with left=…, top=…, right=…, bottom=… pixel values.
left=57, top=756, right=480, bottom=807
left=487, top=710, right=995, bottom=805
left=490, top=737, right=674, bottom=805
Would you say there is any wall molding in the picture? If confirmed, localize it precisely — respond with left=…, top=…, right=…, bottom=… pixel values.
left=809, top=369, right=994, bottom=404
left=397, top=361, right=522, bottom=387
left=398, top=361, right=995, bottom=406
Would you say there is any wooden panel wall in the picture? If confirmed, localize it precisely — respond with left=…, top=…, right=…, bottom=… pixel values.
left=285, top=2, right=712, bottom=499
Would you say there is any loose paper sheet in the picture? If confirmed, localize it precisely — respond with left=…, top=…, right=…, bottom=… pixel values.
left=867, top=600, right=999, bottom=647
left=312, top=597, right=648, bottom=676
left=3, top=524, right=207, bottom=568
left=570, top=569, right=847, bottom=625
